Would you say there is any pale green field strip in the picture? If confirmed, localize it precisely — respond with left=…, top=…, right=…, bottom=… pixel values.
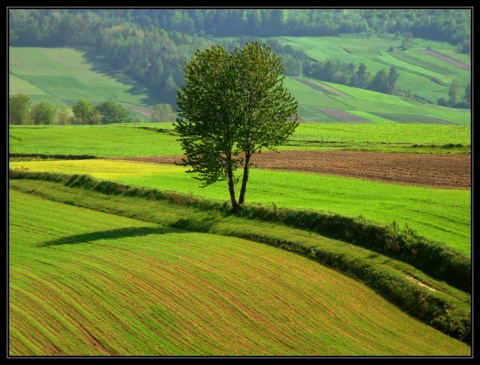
left=284, top=76, right=470, bottom=125
left=9, top=124, right=183, bottom=157
left=396, top=49, right=469, bottom=77
left=9, top=159, right=471, bottom=257
left=284, top=78, right=353, bottom=111
left=434, top=48, right=471, bottom=66
left=9, top=47, right=150, bottom=108
left=9, top=74, right=49, bottom=95
left=316, top=82, right=471, bottom=126
left=376, top=51, right=451, bottom=85
left=9, top=189, right=471, bottom=356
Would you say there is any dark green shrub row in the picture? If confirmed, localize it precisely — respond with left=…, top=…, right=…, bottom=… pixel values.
left=234, top=204, right=471, bottom=294
left=9, top=169, right=471, bottom=294
left=9, top=153, right=97, bottom=160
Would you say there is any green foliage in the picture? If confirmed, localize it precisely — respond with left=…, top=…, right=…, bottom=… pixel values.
left=175, top=41, right=299, bottom=211
left=9, top=9, right=471, bottom=51
left=9, top=93, right=32, bottom=125
left=30, top=100, right=57, bottom=125
left=95, top=99, right=132, bottom=124
left=150, top=103, right=176, bottom=122
left=56, top=105, right=71, bottom=125
left=72, top=98, right=101, bottom=125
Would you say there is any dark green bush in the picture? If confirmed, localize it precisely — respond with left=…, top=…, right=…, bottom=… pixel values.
left=9, top=153, right=96, bottom=160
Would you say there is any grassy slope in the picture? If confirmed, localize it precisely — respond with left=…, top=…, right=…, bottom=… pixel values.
left=8, top=36, right=472, bottom=355
left=9, top=47, right=152, bottom=117
left=9, top=187, right=471, bottom=356
left=284, top=78, right=470, bottom=126
left=276, top=36, right=470, bottom=102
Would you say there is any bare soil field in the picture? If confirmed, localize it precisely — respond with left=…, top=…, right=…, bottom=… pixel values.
left=115, top=150, right=471, bottom=189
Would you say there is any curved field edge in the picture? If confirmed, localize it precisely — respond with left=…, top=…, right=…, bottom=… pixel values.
left=8, top=174, right=471, bottom=344
left=9, top=190, right=471, bottom=356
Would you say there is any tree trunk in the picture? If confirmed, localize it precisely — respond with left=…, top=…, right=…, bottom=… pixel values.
left=238, top=152, right=251, bottom=205
left=226, top=160, right=240, bottom=212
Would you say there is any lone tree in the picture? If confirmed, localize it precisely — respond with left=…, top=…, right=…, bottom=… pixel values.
left=174, top=41, right=299, bottom=212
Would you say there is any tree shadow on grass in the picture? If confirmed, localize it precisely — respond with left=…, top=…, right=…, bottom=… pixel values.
left=40, top=226, right=181, bottom=247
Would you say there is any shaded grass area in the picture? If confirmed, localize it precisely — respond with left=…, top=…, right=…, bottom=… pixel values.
left=9, top=172, right=472, bottom=344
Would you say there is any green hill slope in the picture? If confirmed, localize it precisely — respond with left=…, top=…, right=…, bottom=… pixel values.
left=9, top=41, right=471, bottom=126
left=276, top=36, right=470, bottom=104
left=9, top=47, right=154, bottom=119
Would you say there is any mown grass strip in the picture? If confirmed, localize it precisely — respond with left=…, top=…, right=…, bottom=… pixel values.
left=9, top=174, right=471, bottom=344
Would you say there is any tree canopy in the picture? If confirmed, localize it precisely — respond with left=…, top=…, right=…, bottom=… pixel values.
left=174, top=41, right=299, bottom=211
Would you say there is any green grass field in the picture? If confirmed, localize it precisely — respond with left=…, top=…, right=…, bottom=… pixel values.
left=275, top=36, right=470, bottom=104
left=9, top=158, right=471, bottom=257
left=9, top=122, right=471, bottom=156
left=8, top=34, right=472, bottom=356
left=9, top=187, right=471, bottom=356
left=9, top=47, right=152, bottom=118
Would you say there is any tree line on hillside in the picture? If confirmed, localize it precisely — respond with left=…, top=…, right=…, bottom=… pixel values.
left=8, top=9, right=471, bottom=108
left=8, top=94, right=177, bottom=125
left=9, top=9, right=471, bottom=51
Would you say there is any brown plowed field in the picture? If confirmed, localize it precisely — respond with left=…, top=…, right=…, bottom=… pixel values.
left=115, top=150, right=471, bottom=189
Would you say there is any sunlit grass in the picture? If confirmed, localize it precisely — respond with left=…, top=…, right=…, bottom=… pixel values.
left=9, top=188, right=471, bottom=356
left=9, top=123, right=471, bottom=157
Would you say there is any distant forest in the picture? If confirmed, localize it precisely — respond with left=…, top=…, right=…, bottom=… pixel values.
left=9, top=8, right=472, bottom=106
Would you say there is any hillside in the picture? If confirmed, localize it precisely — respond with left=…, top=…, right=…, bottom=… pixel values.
left=9, top=47, right=155, bottom=121
left=9, top=39, right=471, bottom=126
